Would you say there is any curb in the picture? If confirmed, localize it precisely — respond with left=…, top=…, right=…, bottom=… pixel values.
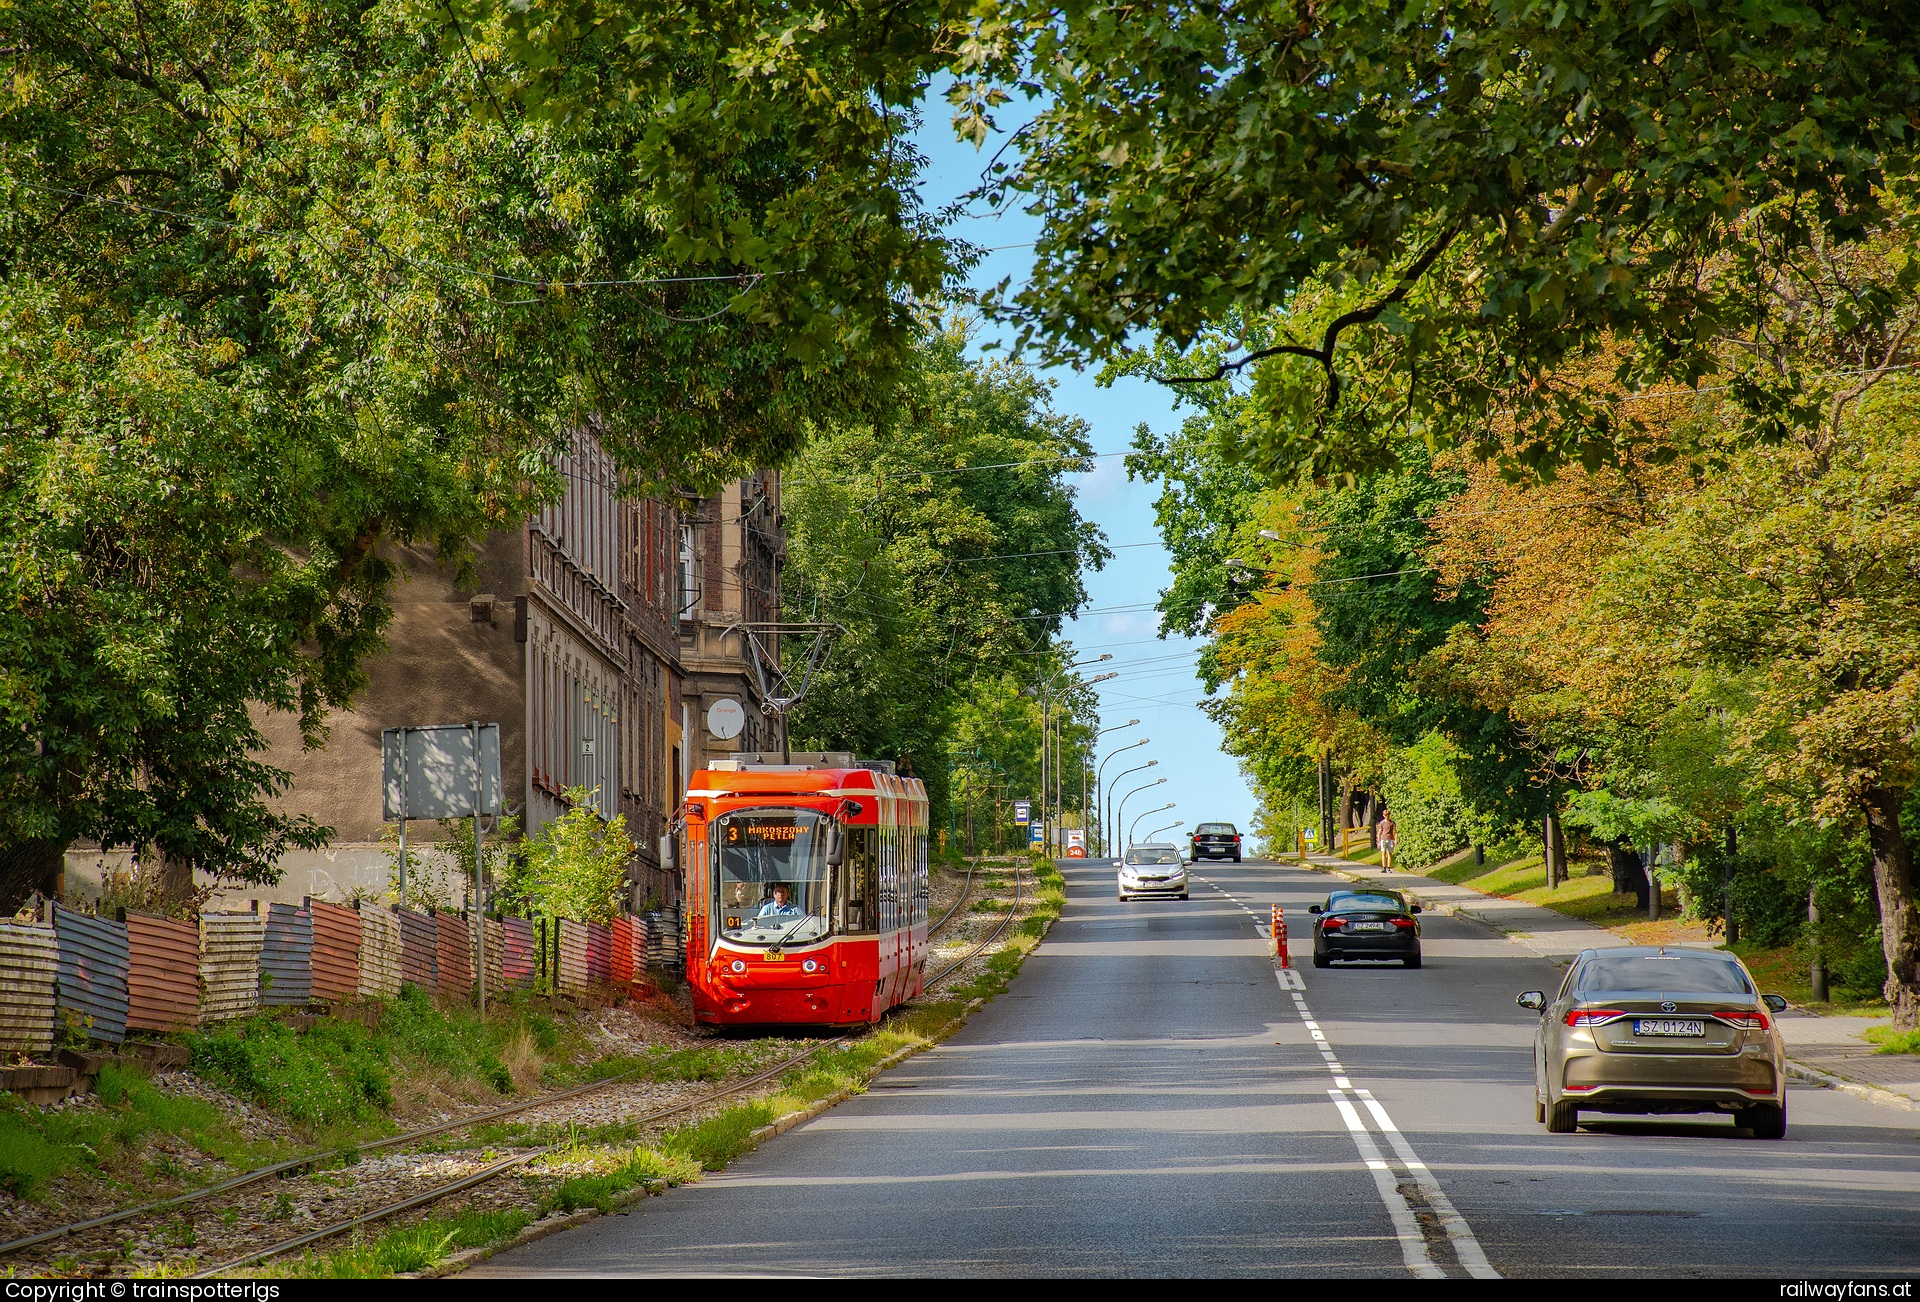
left=1782, top=1059, right=1919, bottom=1113
left=1293, top=857, right=1920, bottom=1120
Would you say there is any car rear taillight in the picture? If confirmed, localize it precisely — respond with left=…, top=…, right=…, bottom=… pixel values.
left=1233, top=835, right=1242, bottom=842
left=1390, top=916, right=1415, bottom=928
left=1565, top=1008, right=1626, bottom=1027
left=1712, top=1010, right=1771, bottom=1030
left=1321, top=917, right=1344, bottom=931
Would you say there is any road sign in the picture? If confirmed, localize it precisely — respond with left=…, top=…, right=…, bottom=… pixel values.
left=1013, top=800, right=1032, bottom=826
left=1302, top=827, right=1318, bottom=844
left=1030, top=824, right=1044, bottom=845
left=382, top=724, right=501, bottom=820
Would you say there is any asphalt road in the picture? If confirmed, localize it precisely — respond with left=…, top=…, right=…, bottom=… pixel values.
left=471, top=858, right=1920, bottom=1278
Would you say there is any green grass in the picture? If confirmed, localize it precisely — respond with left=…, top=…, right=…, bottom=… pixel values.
left=269, top=1208, right=537, bottom=1278
left=0, top=1064, right=276, bottom=1200
left=190, top=1017, right=394, bottom=1129
left=1864, top=1027, right=1920, bottom=1054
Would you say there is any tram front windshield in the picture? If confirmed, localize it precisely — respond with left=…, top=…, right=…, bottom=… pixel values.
left=714, top=808, right=833, bottom=946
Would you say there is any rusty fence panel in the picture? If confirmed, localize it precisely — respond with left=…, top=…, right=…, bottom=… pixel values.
left=356, top=904, right=402, bottom=999
left=395, top=907, right=438, bottom=993
left=556, top=918, right=587, bottom=996
left=308, top=899, right=362, bottom=1002
left=434, top=910, right=472, bottom=1000
left=198, top=911, right=266, bottom=1023
left=501, top=917, right=536, bottom=990
left=125, top=913, right=199, bottom=1032
left=260, top=902, right=313, bottom=1007
left=468, top=918, right=505, bottom=1000
left=610, top=917, right=636, bottom=987
left=52, top=904, right=130, bottom=1045
left=0, top=921, right=58, bottom=1053
left=584, top=920, right=613, bottom=986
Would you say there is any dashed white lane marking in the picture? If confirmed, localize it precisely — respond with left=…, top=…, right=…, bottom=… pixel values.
left=1205, top=869, right=1502, bottom=1280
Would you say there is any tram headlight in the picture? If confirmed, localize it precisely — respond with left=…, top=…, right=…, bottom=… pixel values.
left=803, top=959, right=819, bottom=973
left=730, top=959, right=747, bottom=973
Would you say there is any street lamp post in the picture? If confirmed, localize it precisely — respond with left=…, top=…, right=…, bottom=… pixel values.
left=1115, top=778, right=1167, bottom=852
left=1092, top=724, right=1144, bottom=855
left=1129, top=801, right=1176, bottom=847
left=1144, top=819, right=1184, bottom=843
left=1105, top=758, right=1157, bottom=856
left=1029, top=654, right=1113, bottom=857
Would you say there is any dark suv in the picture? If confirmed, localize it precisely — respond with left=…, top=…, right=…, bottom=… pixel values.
left=1190, top=823, right=1243, bottom=862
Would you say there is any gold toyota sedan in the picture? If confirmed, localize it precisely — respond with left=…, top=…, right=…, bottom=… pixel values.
left=1518, top=946, right=1791, bottom=1138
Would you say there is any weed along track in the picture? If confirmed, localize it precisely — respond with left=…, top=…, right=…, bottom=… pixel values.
left=5, top=858, right=1047, bottom=1280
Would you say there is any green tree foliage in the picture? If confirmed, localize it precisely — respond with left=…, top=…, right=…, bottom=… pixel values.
left=954, top=0, right=1920, bottom=478
left=0, top=0, right=948, bottom=906
left=499, top=787, right=636, bottom=923
left=782, top=323, right=1108, bottom=836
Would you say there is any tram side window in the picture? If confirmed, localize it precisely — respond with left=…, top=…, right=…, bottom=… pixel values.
left=880, top=823, right=898, bottom=933
left=839, top=828, right=876, bottom=933
left=914, top=825, right=929, bottom=926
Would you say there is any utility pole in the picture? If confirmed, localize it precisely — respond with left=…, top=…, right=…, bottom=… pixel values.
left=1723, top=824, right=1739, bottom=945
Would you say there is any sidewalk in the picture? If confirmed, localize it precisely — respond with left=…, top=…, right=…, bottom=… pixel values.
left=1296, top=852, right=1918, bottom=1113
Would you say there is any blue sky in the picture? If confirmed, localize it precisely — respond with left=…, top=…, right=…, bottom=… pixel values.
left=910, top=99, right=1258, bottom=848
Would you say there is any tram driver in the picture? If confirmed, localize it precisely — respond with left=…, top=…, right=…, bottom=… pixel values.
left=757, top=883, right=805, bottom=919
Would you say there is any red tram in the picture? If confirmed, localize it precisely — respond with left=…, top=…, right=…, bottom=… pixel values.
left=679, top=754, right=930, bottom=1028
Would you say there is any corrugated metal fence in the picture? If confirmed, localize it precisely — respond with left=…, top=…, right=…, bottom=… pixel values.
left=584, top=921, right=613, bottom=986
left=52, top=904, right=129, bottom=1045
left=309, top=899, right=361, bottom=1002
left=501, top=916, right=536, bottom=989
left=198, top=911, right=266, bottom=1022
left=0, top=922, right=58, bottom=1053
left=4, top=902, right=666, bottom=1054
left=356, top=903, right=402, bottom=999
left=126, top=913, right=198, bottom=1032
left=260, top=903, right=313, bottom=1007
left=395, top=907, right=438, bottom=992
left=556, top=918, right=588, bottom=996
left=434, top=910, right=472, bottom=1001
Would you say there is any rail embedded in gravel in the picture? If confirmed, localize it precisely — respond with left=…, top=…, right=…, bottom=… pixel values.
left=190, top=860, right=1029, bottom=1279
left=0, top=873, right=999, bottom=1266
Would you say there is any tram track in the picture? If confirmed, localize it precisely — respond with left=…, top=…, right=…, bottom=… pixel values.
left=4, top=857, right=1023, bottom=1277
left=186, top=859, right=1028, bottom=1279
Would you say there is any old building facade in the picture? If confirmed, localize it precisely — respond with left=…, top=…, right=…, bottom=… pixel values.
left=66, top=434, right=788, bottom=912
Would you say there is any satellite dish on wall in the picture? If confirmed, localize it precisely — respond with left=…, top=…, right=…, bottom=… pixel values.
left=706, top=698, right=747, bottom=740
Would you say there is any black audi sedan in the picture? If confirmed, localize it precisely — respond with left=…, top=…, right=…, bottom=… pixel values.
left=1309, top=889, right=1422, bottom=968
left=1190, top=822, right=1243, bottom=861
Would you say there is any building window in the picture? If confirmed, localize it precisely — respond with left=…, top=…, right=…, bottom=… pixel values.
left=678, top=524, right=697, bottom=621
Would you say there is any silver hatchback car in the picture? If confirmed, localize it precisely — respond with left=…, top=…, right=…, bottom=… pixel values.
left=1116, top=844, right=1189, bottom=901
left=1519, top=946, right=1790, bottom=1138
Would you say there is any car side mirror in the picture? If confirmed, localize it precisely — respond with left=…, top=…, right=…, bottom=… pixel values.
left=825, top=822, right=846, bottom=868
left=1517, top=990, right=1546, bottom=1012
left=1410, top=904, right=1422, bottom=914
left=1307, top=904, right=1323, bottom=914
left=1762, top=993, right=1789, bottom=1013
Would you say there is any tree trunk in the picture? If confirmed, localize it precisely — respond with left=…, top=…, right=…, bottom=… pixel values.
left=1609, top=839, right=1648, bottom=908
left=1861, top=786, right=1920, bottom=1030
left=0, top=838, right=65, bottom=913
left=1338, top=782, right=1356, bottom=833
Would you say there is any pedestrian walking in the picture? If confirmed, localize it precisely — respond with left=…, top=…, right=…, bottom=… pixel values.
left=1377, top=809, right=1398, bottom=871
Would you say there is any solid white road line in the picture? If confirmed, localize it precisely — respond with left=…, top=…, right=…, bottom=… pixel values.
left=1353, top=1089, right=1502, bottom=1280
left=1328, top=1088, right=1443, bottom=1278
